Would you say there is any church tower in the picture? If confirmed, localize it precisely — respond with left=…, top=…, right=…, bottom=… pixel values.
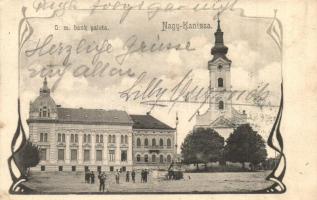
left=195, top=16, right=247, bottom=139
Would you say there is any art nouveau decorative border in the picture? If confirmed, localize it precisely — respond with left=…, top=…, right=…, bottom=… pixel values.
left=7, top=3, right=286, bottom=194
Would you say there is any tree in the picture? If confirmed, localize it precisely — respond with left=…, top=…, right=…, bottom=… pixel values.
left=181, top=128, right=224, bottom=170
left=224, top=124, right=267, bottom=169
left=14, top=140, right=40, bottom=177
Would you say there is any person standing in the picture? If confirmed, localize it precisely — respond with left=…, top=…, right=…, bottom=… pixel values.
left=126, top=171, right=130, bottom=182
left=98, top=172, right=106, bottom=192
left=131, top=170, right=135, bottom=183
left=115, top=169, right=120, bottom=184
left=91, top=171, right=95, bottom=184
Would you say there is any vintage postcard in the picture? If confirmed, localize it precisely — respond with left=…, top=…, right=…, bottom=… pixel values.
left=0, top=0, right=317, bottom=199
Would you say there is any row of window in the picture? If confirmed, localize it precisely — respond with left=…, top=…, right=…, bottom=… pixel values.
left=40, top=165, right=126, bottom=172
left=136, top=154, right=172, bottom=163
left=40, top=149, right=128, bottom=162
left=56, top=134, right=128, bottom=144
left=136, top=138, right=172, bottom=147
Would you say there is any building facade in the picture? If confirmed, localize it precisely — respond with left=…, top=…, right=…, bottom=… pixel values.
left=27, top=78, right=175, bottom=172
left=195, top=18, right=247, bottom=139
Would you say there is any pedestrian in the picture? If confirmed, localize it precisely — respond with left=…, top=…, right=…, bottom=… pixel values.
left=141, top=169, right=144, bottom=183
left=126, top=171, right=130, bottom=182
left=85, top=170, right=91, bottom=183
left=91, top=171, right=95, bottom=184
left=115, top=169, right=120, bottom=184
left=144, top=169, right=148, bottom=183
left=98, top=172, right=106, bottom=192
left=131, top=170, right=135, bottom=183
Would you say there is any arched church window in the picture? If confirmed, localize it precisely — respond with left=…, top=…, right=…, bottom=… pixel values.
left=167, top=138, right=171, bottom=148
left=167, top=155, right=172, bottom=163
left=219, top=101, right=224, bottom=110
left=159, top=138, right=163, bottom=147
left=152, top=138, right=156, bottom=146
left=144, top=138, right=149, bottom=147
left=218, top=78, right=223, bottom=87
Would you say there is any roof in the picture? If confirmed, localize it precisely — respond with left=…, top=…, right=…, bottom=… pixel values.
left=56, top=107, right=133, bottom=125
left=129, top=114, right=175, bottom=130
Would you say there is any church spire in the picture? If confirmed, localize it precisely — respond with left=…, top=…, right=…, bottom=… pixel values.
left=211, top=14, right=229, bottom=57
left=40, top=77, right=50, bottom=96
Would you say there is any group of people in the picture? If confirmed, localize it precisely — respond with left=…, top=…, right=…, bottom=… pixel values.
left=84, top=170, right=95, bottom=184
left=84, top=168, right=151, bottom=192
left=140, top=169, right=149, bottom=183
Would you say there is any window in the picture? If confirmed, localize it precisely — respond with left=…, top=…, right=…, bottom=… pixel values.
left=121, top=150, right=127, bottom=162
left=96, top=150, right=102, bottom=161
left=121, top=135, right=124, bottom=144
left=167, top=155, right=172, bottom=163
left=71, top=134, right=74, bottom=143
left=108, top=135, right=111, bottom=143
left=44, top=133, right=48, bottom=142
left=110, top=166, right=114, bottom=171
left=41, top=165, right=45, bottom=171
left=40, top=133, right=43, bottom=142
left=39, top=108, right=42, bottom=117
left=152, top=154, right=156, bottom=162
left=144, top=138, right=148, bottom=147
left=62, top=134, right=65, bottom=142
left=84, top=166, right=89, bottom=172
left=122, top=166, right=126, bottom=172
left=136, top=154, right=141, bottom=162
left=84, top=150, right=90, bottom=161
left=48, top=109, right=50, bottom=117
left=167, top=138, right=171, bottom=148
left=75, top=134, right=78, bottom=143
left=58, top=149, right=64, bottom=161
left=70, top=149, right=77, bottom=161
left=58, top=166, right=63, bottom=171
left=218, top=64, right=223, bottom=70
left=43, top=106, right=47, bottom=117
left=58, top=133, right=61, bottom=142
left=84, top=134, right=87, bottom=143
left=100, top=135, right=103, bottom=143
left=218, top=78, right=223, bottom=87
left=137, top=138, right=141, bottom=147
left=160, top=139, right=163, bottom=147
left=160, top=155, right=164, bottom=163
left=112, top=135, right=116, bottom=143
left=152, top=138, right=156, bottom=146
left=144, top=155, right=148, bottom=162
left=109, top=150, right=115, bottom=161
left=88, top=134, right=91, bottom=143
left=219, top=101, right=224, bottom=110
left=125, top=135, right=128, bottom=144
left=40, top=149, right=47, bottom=160
left=72, top=166, right=76, bottom=171
left=96, top=135, right=99, bottom=143
left=97, top=166, right=102, bottom=172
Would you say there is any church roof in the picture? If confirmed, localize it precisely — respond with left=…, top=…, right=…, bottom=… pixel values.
left=130, top=114, right=175, bottom=130
left=56, top=107, right=133, bottom=125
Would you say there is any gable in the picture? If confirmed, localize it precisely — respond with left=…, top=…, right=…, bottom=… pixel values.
left=210, top=116, right=235, bottom=128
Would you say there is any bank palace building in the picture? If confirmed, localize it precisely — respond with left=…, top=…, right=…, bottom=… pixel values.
left=27, top=78, right=176, bottom=172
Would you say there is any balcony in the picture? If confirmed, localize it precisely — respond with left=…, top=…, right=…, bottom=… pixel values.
left=95, top=143, right=104, bottom=148
left=56, top=142, right=66, bottom=147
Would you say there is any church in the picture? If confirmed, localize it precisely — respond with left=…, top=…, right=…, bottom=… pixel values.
left=195, top=18, right=248, bottom=139
left=27, top=78, right=176, bottom=172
